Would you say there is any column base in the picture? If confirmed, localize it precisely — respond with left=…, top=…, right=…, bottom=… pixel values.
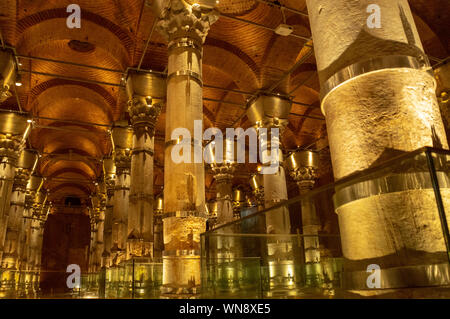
left=343, top=262, right=450, bottom=290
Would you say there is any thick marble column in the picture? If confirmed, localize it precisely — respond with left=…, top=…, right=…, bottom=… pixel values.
left=306, top=0, right=449, bottom=290
left=18, top=176, right=42, bottom=295
left=0, top=113, right=30, bottom=263
left=435, top=63, right=450, bottom=142
left=153, top=0, right=219, bottom=296
left=286, top=150, right=323, bottom=286
left=1, top=150, right=38, bottom=284
left=125, top=72, right=165, bottom=259
left=111, top=125, right=132, bottom=265
left=102, top=158, right=115, bottom=268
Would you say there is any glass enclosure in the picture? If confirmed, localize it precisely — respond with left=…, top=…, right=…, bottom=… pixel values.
left=200, top=147, right=450, bottom=298
left=1, top=147, right=448, bottom=299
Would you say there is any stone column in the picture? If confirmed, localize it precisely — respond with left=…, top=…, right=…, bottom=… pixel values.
left=250, top=174, right=265, bottom=212
left=153, top=0, right=219, bottom=296
left=0, top=150, right=37, bottom=296
left=207, top=139, right=236, bottom=226
left=88, top=214, right=97, bottom=273
left=19, top=176, right=42, bottom=295
left=435, top=63, right=450, bottom=142
left=212, top=167, right=235, bottom=226
left=0, top=49, right=16, bottom=103
left=246, top=95, right=292, bottom=233
left=102, top=158, right=115, bottom=268
left=110, top=124, right=132, bottom=265
left=153, top=193, right=164, bottom=260
left=286, top=150, right=323, bottom=286
left=0, top=113, right=29, bottom=263
left=306, top=0, right=449, bottom=290
left=247, top=95, right=296, bottom=295
left=125, top=72, right=165, bottom=259
left=28, top=190, right=47, bottom=293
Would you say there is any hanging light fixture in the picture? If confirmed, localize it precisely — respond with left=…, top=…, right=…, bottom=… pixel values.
left=15, top=73, right=23, bottom=86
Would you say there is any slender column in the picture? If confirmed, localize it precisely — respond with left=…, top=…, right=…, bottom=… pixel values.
left=250, top=174, right=265, bottom=212
left=153, top=194, right=164, bottom=260
left=28, top=191, right=47, bottom=294
left=95, top=190, right=106, bottom=273
left=207, top=139, right=236, bottom=226
left=102, top=158, right=115, bottom=268
left=247, top=95, right=292, bottom=233
left=0, top=113, right=30, bottom=263
left=286, top=150, right=323, bottom=286
left=111, top=125, right=132, bottom=266
left=88, top=215, right=97, bottom=273
left=232, top=187, right=246, bottom=219
left=125, top=72, right=165, bottom=259
left=153, top=0, right=219, bottom=297
left=212, top=167, right=235, bottom=226
left=306, top=0, right=449, bottom=290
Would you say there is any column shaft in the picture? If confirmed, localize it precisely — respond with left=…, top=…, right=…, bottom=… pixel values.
left=155, top=0, right=219, bottom=296
left=306, top=0, right=449, bottom=289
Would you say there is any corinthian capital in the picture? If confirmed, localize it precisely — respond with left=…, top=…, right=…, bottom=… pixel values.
left=155, top=0, right=219, bottom=43
left=128, top=96, right=162, bottom=135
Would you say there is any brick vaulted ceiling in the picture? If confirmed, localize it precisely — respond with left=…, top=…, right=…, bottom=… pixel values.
left=0, top=0, right=448, bottom=204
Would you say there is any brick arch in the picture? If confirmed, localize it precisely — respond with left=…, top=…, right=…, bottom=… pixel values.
left=204, top=38, right=260, bottom=91
left=17, top=8, right=134, bottom=55
left=29, top=78, right=116, bottom=109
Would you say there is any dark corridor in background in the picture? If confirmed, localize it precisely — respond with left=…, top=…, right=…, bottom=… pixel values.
left=40, top=198, right=90, bottom=295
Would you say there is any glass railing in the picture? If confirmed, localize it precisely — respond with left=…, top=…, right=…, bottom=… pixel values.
left=1, top=147, right=448, bottom=299
left=201, top=147, right=450, bottom=298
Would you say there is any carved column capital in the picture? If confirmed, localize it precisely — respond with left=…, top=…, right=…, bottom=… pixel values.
left=12, top=168, right=31, bottom=192
left=156, top=0, right=219, bottom=43
left=211, top=163, right=235, bottom=183
left=128, top=97, right=163, bottom=135
left=0, top=134, right=22, bottom=164
left=114, top=148, right=132, bottom=175
left=289, top=166, right=318, bottom=191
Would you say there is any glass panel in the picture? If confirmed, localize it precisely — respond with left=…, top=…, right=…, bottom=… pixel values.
left=201, top=148, right=450, bottom=298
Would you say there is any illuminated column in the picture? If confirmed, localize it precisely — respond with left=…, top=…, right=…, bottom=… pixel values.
left=250, top=174, right=265, bottom=212
left=111, top=124, right=132, bottom=265
left=231, top=187, right=245, bottom=219
left=0, top=113, right=30, bottom=263
left=247, top=95, right=292, bottom=233
left=125, top=72, right=165, bottom=259
left=153, top=193, right=164, bottom=260
left=94, top=187, right=106, bottom=273
left=435, top=63, right=450, bottom=140
left=286, top=150, right=323, bottom=286
left=0, top=49, right=16, bottom=103
left=306, top=0, right=449, bottom=289
left=1, top=150, right=37, bottom=276
left=206, top=140, right=236, bottom=226
left=19, top=176, right=42, bottom=294
left=28, top=190, right=47, bottom=293
left=153, top=0, right=219, bottom=296
left=102, top=158, right=115, bottom=268
left=88, top=215, right=97, bottom=273
left=206, top=200, right=217, bottom=229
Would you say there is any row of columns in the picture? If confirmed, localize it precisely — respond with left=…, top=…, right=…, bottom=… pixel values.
left=93, top=0, right=450, bottom=297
